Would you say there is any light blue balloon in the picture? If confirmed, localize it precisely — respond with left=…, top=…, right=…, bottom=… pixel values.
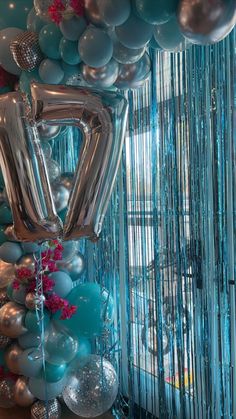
left=149, top=36, right=162, bottom=50
left=39, top=59, right=64, bottom=84
left=78, top=26, right=113, bottom=68
left=0, top=27, right=23, bottom=75
left=22, top=242, right=40, bottom=254
left=44, top=362, right=67, bottom=383
left=25, top=310, right=50, bottom=333
left=28, top=376, right=65, bottom=400
left=39, top=23, right=62, bottom=59
left=48, top=271, right=72, bottom=298
left=19, top=348, right=43, bottom=378
left=59, top=16, right=87, bottom=41
left=18, top=332, right=41, bottom=349
left=0, top=242, right=22, bottom=263
left=0, top=0, right=33, bottom=30
left=0, top=226, right=8, bottom=245
left=12, top=285, right=27, bottom=305
left=60, top=38, right=81, bottom=65
left=97, top=0, right=131, bottom=26
left=154, top=16, right=186, bottom=51
left=19, top=69, right=42, bottom=96
left=134, top=0, right=178, bottom=24
left=27, top=7, right=45, bottom=32
left=0, top=204, right=12, bottom=224
left=115, top=13, right=153, bottom=49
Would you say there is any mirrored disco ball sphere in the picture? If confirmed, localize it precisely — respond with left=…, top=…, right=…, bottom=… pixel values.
left=63, top=355, right=118, bottom=417
left=31, top=398, right=62, bottom=419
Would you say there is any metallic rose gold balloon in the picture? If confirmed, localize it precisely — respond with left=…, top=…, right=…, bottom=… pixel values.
left=178, top=0, right=236, bottom=44
left=4, top=225, right=20, bottom=242
left=25, top=292, right=45, bottom=311
left=85, top=0, right=108, bottom=27
left=14, top=376, right=36, bottom=407
left=4, top=342, right=23, bottom=374
left=0, top=261, right=16, bottom=289
left=0, top=302, right=27, bottom=338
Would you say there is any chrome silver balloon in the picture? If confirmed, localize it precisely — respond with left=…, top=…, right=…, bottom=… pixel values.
left=178, top=0, right=236, bottom=44
left=31, top=82, right=128, bottom=241
left=85, top=0, right=109, bottom=28
left=14, top=376, right=36, bottom=407
left=80, top=59, right=119, bottom=88
left=0, top=92, right=62, bottom=241
left=52, top=183, right=70, bottom=212
left=115, top=52, right=151, bottom=89
left=38, top=123, right=61, bottom=141
left=0, top=302, right=27, bottom=338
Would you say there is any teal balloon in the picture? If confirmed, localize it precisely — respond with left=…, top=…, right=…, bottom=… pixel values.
left=0, top=86, right=11, bottom=94
left=12, top=285, right=27, bottom=305
left=134, top=0, right=178, bottom=24
left=28, top=376, right=65, bottom=400
left=27, top=7, right=45, bottom=33
left=18, top=332, right=41, bottom=349
left=0, top=27, right=23, bottom=75
left=97, top=0, right=131, bottom=26
left=60, top=38, right=81, bottom=65
left=48, top=271, right=72, bottom=298
left=0, top=0, right=33, bottom=30
left=154, top=16, right=186, bottom=51
left=149, top=36, right=162, bottom=50
left=0, top=226, right=8, bottom=245
left=76, top=337, right=91, bottom=362
left=55, top=283, right=103, bottom=338
left=25, top=310, right=50, bottom=333
left=0, top=350, right=5, bottom=365
left=39, top=24, right=62, bottom=59
left=0, top=171, right=4, bottom=189
left=39, top=59, right=64, bottom=84
left=22, top=242, right=40, bottom=254
left=58, top=207, right=67, bottom=222
left=115, top=13, right=153, bottom=48
left=19, top=348, right=43, bottom=378
left=7, top=283, right=14, bottom=301
left=59, top=16, right=87, bottom=41
left=0, top=204, right=12, bottom=224
left=0, top=242, right=22, bottom=263
left=44, top=362, right=66, bottom=383
left=19, top=69, right=42, bottom=96
left=78, top=26, right=113, bottom=68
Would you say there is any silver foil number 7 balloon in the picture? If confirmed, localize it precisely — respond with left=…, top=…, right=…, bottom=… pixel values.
left=0, top=84, right=128, bottom=242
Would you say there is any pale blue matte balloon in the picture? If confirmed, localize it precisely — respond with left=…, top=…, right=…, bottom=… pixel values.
left=12, top=285, right=27, bottom=305
left=29, top=376, right=65, bottom=400
left=39, top=23, right=62, bottom=59
left=59, top=38, right=81, bottom=65
left=154, top=16, right=186, bottom=51
left=0, top=204, right=12, bottom=224
left=22, top=242, right=40, bottom=254
left=78, top=26, right=113, bottom=68
left=25, top=310, right=50, bottom=333
left=59, top=16, right=87, bottom=41
left=0, top=242, right=22, bottom=263
left=115, top=13, right=153, bottom=48
left=39, top=59, right=64, bottom=84
left=27, top=8, right=45, bottom=33
left=18, top=332, right=41, bottom=349
left=0, top=27, right=23, bottom=75
left=19, top=348, right=43, bottom=378
left=97, top=0, right=131, bottom=26
left=134, top=0, right=178, bottom=24
left=48, top=271, right=72, bottom=298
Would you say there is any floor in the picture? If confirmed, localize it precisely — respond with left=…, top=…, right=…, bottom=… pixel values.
left=0, top=406, right=114, bottom=418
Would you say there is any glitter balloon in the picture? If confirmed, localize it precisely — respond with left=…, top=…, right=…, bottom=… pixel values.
left=31, top=398, right=62, bottom=419
left=0, top=378, right=15, bottom=408
left=10, top=31, right=43, bottom=71
left=63, top=355, right=118, bottom=417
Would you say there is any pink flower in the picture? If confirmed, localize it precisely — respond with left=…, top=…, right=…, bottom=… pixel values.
left=47, top=261, right=58, bottom=272
left=53, top=248, right=62, bottom=261
left=45, top=293, right=67, bottom=313
left=70, top=0, right=85, bottom=16
left=48, top=0, right=66, bottom=24
left=16, top=267, right=33, bottom=279
left=60, top=304, right=77, bottom=320
left=12, top=279, right=20, bottom=290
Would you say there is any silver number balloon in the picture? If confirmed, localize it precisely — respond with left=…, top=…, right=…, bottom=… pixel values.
left=0, top=92, right=62, bottom=241
left=31, top=83, right=128, bottom=241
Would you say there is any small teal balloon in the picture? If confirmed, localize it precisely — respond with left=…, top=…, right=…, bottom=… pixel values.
left=19, top=69, right=42, bottom=96
left=58, top=208, right=67, bottom=223
left=97, top=0, right=131, bottom=26
left=59, top=16, right=87, bottom=41
left=39, top=23, right=62, bottom=59
left=0, top=27, right=23, bottom=75
left=22, top=242, right=40, bottom=254
left=48, top=271, right=72, bottom=298
left=60, top=38, right=81, bottom=65
left=44, top=362, right=67, bottom=383
left=115, top=13, right=153, bottom=49
left=19, top=348, right=43, bottom=378
left=39, top=59, right=64, bottom=84
left=0, top=242, right=22, bottom=264
left=27, top=7, right=45, bottom=33
left=154, top=16, right=187, bottom=51
left=134, top=0, right=178, bottom=24
left=0, top=204, right=12, bottom=224
left=18, top=332, right=41, bottom=349
left=0, top=226, right=8, bottom=245
left=0, top=0, right=33, bottom=30
left=78, top=26, right=113, bottom=68
left=12, top=285, right=27, bottom=305
left=25, top=310, right=50, bottom=333
left=28, top=376, right=65, bottom=400
left=54, top=283, right=103, bottom=338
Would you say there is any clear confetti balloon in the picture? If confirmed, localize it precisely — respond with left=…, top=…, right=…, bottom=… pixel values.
left=31, top=398, right=62, bottom=419
left=0, top=378, right=15, bottom=408
left=63, top=355, right=118, bottom=417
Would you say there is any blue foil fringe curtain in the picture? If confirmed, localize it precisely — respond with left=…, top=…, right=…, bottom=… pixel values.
left=53, top=29, right=235, bottom=419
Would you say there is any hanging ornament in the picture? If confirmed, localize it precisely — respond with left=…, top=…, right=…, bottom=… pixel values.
left=10, top=31, right=44, bottom=71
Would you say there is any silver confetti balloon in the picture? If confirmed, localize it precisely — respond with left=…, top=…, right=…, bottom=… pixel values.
left=0, top=335, right=11, bottom=349
left=0, top=378, right=15, bottom=408
left=63, top=355, right=118, bottom=417
left=10, top=31, right=43, bottom=71
left=31, top=398, right=62, bottom=419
